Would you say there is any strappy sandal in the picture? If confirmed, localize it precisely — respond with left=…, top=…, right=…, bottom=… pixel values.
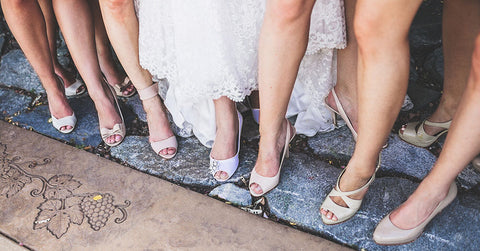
left=320, top=156, right=381, bottom=225
left=105, top=76, right=137, bottom=98
left=249, top=119, right=296, bottom=197
left=100, top=85, right=126, bottom=147
left=51, top=112, right=76, bottom=134
left=325, top=88, right=388, bottom=148
left=209, top=111, right=243, bottom=181
left=326, top=88, right=357, bottom=140
left=373, top=183, right=457, bottom=245
left=398, top=119, right=451, bottom=148
left=137, top=83, right=177, bottom=159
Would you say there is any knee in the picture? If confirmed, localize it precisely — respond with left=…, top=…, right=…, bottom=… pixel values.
left=269, top=0, right=312, bottom=24
left=99, top=0, right=129, bottom=17
left=354, top=13, right=382, bottom=52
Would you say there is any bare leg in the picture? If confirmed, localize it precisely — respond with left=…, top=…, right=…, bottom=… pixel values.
left=211, top=97, right=239, bottom=180
left=390, top=34, right=480, bottom=229
left=1, top=0, right=73, bottom=131
left=53, top=0, right=123, bottom=144
left=401, top=0, right=480, bottom=136
left=90, top=0, right=135, bottom=96
left=321, top=0, right=423, bottom=221
left=99, top=0, right=175, bottom=155
left=250, top=0, right=316, bottom=195
left=38, top=0, right=83, bottom=94
left=325, top=0, right=358, bottom=131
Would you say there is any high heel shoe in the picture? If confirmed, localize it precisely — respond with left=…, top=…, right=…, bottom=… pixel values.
left=373, top=182, right=457, bottom=245
left=326, top=88, right=388, bottom=148
left=325, top=88, right=357, bottom=140
left=137, top=83, right=177, bottom=159
left=249, top=119, right=296, bottom=197
left=100, top=84, right=126, bottom=147
left=63, top=78, right=86, bottom=97
left=252, top=108, right=260, bottom=124
left=209, top=111, right=243, bottom=181
left=320, top=156, right=381, bottom=225
left=104, top=76, right=137, bottom=98
left=51, top=112, right=76, bottom=134
left=398, top=119, right=451, bottom=148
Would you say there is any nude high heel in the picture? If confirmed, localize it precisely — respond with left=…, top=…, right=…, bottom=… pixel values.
left=137, top=83, right=177, bottom=159
left=373, top=183, right=457, bottom=245
left=320, top=156, right=381, bottom=225
left=249, top=119, right=296, bottom=197
left=100, top=84, right=126, bottom=147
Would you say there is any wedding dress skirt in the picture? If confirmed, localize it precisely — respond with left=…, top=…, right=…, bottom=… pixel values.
left=137, top=0, right=346, bottom=147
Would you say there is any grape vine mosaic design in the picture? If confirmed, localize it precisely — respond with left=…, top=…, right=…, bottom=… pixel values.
left=0, top=143, right=130, bottom=239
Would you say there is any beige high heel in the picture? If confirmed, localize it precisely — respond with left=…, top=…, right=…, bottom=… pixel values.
left=100, top=84, right=126, bottom=147
left=399, top=119, right=451, bottom=148
left=249, top=119, right=296, bottom=197
left=137, top=83, right=177, bottom=159
left=373, top=183, right=457, bottom=245
left=104, top=76, right=137, bottom=98
left=320, top=156, right=381, bottom=225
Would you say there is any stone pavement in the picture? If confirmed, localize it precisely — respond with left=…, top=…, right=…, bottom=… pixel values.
left=0, top=121, right=346, bottom=250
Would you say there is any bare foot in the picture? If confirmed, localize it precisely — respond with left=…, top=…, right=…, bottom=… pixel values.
left=320, top=163, right=376, bottom=222
left=389, top=180, right=450, bottom=230
left=143, top=95, right=175, bottom=156
left=210, top=114, right=239, bottom=181
left=250, top=121, right=293, bottom=195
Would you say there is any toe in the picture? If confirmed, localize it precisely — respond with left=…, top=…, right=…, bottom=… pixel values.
left=327, top=211, right=333, bottom=219
left=167, top=147, right=176, bottom=155
left=250, top=183, right=263, bottom=195
left=115, top=134, right=123, bottom=143
left=320, top=208, right=327, bottom=216
left=220, top=171, right=229, bottom=180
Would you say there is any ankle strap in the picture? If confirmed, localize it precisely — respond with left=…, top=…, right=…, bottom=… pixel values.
left=138, top=83, right=159, bottom=101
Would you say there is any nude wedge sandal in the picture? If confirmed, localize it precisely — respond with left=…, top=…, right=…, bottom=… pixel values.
left=137, top=83, right=177, bottom=159
left=249, top=119, right=296, bottom=197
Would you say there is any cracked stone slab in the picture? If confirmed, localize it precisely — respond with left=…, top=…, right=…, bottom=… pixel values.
left=0, top=50, right=43, bottom=94
left=110, top=135, right=257, bottom=188
left=307, top=126, right=355, bottom=160
left=0, top=87, right=32, bottom=119
left=209, top=183, right=252, bottom=207
left=263, top=151, right=480, bottom=250
left=0, top=34, right=5, bottom=52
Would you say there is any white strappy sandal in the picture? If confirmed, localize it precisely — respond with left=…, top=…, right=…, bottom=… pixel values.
left=209, top=111, right=243, bottom=181
left=249, top=119, right=296, bottom=197
left=100, top=85, right=126, bottom=147
left=51, top=112, right=76, bottom=134
left=137, top=83, right=177, bottom=159
left=320, top=156, right=381, bottom=225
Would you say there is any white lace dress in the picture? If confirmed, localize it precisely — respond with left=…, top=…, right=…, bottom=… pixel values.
left=137, top=0, right=346, bottom=147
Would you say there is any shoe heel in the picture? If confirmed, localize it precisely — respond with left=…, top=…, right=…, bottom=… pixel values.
left=330, top=110, right=338, bottom=127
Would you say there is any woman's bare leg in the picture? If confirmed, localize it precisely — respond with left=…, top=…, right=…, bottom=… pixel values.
left=402, top=0, right=480, bottom=136
left=99, top=0, right=174, bottom=155
left=1, top=0, right=73, bottom=131
left=390, top=34, right=480, bottom=229
left=211, top=97, right=239, bottom=180
left=38, top=0, right=83, bottom=94
left=250, top=0, right=316, bottom=195
left=321, top=0, right=423, bottom=221
left=53, top=0, right=123, bottom=144
left=325, top=0, right=358, bottom=131
left=90, top=0, right=135, bottom=96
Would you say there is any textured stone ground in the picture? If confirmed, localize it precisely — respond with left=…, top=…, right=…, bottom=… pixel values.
left=1, top=1, right=479, bottom=250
